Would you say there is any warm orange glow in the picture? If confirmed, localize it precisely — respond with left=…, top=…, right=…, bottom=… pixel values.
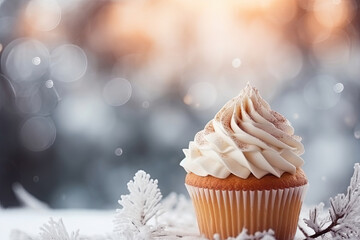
left=18, top=0, right=358, bottom=97
left=313, top=0, right=356, bottom=30
left=265, top=0, right=298, bottom=25
left=299, top=13, right=332, bottom=44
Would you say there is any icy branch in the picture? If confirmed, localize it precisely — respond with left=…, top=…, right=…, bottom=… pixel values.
left=301, top=163, right=360, bottom=239
left=39, top=218, right=79, bottom=240
left=114, top=170, right=164, bottom=239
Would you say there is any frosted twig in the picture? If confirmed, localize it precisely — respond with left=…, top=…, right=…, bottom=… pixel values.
left=40, top=218, right=79, bottom=240
left=114, top=170, right=164, bottom=239
left=301, top=163, right=360, bottom=239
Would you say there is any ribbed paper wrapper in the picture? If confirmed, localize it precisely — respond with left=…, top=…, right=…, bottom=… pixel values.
left=185, top=184, right=307, bottom=240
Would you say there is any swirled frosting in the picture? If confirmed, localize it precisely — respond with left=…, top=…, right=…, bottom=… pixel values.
left=180, top=83, right=304, bottom=179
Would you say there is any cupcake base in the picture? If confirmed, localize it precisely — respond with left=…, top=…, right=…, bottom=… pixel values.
left=186, top=184, right=307, bottom=240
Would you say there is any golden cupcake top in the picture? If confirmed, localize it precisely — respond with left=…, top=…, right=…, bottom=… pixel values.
left=180, top=83, right=304, bottom=179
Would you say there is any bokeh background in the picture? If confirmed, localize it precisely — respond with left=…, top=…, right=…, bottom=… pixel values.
left=0, top=0, right=359, bottom=209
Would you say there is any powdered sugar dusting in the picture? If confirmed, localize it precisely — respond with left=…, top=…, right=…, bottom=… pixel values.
left=204, top=121, right=215, bottom=134
left=231, top=135, right=249, bottom=150
left=194, top=131, right=207, bottom=146
left=181, top=83, right=304, bottom=179
left=271, top=111, right=286, bottom=126
left=219, top=108, right=234, bottom=134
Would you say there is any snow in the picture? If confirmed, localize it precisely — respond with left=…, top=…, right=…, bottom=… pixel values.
left=1, top=208, right=309, bottom=240
left=0, top=209, right=114, bottom=239
left=3, top=164, right=360, bottom=240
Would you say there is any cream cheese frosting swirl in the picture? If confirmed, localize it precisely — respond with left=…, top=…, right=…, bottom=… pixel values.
left=180, top=83, right=304, bottom=179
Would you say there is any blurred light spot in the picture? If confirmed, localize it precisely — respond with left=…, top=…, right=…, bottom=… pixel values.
left=293, top=113, right=299, bottom=120
left=33, top=176, right=39, bottom=183
left=321, top=176, right=327, bottom=182
left=114, top=147, right=123, bottom=156
left=55, top=95, right=116, bottom=139
left=50, top=44, right=87, bottom=82
left=0, top=43, right=2, bottom=53
left=186, top=82, right=217, bottom=110
left=45, top=79, right=54, bottom=88
left=32, top=57, right=41, bottom=65
left=103, top=78, right=132, bottom=106
left=232, top=58, right=242, bottom=68
left=303, top=75, right=340, bottom=109
left=267, top=43, right=303, bottom=79
left=20, top=116, right=56, bottom=152
left=1, top=38, right=50, bottom=82
left=354, top=124, right=360, bottom=139
left=26, top=0, right=61, bottom=31
left=333, top=83, right=344, bottom=93
left=354, top=131, right=360, bottom=139
left=142, top=101, right=150, bottom=108
left=183, top=94, right=192, bottom=105
left=313, top=0, right=355, bottom=29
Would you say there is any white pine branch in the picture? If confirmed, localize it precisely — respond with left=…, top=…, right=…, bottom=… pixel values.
left=39, top=218, right=79, bottom=240
left=114, top=170, right=164, bottom=238
left=301, top=163, right=360, bottom=239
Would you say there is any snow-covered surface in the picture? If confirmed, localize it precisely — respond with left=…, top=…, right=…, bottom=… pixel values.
left=1, top=209, right=114, bottom=239
left=1, top=208, right=310, bottom=240
left=3, top=164, right=360, bottom=240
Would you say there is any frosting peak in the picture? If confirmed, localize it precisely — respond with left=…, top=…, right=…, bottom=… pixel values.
left=180, top=83, right=304, bottom=179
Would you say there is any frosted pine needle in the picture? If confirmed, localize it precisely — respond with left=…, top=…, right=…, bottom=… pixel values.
left=300, top=163, right=360, bottom=239
left=39, top=218, right=79, bottom=240
left=114, top=170, right=164, bottom=238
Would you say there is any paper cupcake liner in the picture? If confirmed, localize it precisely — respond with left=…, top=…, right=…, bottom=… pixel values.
left=185, top=184, right=308, bottom=240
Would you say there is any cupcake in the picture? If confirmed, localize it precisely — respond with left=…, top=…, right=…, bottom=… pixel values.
left=180, top=83, right=308, bottom=240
